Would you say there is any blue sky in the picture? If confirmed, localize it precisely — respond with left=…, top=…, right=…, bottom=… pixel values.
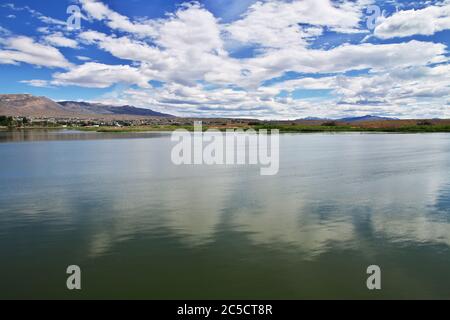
left=0, top=0, right=449, bottom=119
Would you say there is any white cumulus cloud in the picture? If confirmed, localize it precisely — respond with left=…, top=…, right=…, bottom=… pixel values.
left=51, top=62, right=151, bottom=88
left=375, top=3, right=450, bottom=39
left=0, top=36, right=72, bottom=68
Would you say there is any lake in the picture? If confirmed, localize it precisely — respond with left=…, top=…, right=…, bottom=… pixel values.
left=0, top=130, right=449, bottom=299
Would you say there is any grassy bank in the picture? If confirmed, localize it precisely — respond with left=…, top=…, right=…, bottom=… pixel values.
left=0, top=126, right=66, bottom=131
left=252, top=124, right=450, bottom=133
left=74, top=125, right=195, bottom=133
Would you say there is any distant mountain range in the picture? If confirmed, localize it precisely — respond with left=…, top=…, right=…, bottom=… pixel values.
left=58, top=101, right=173, bottom=117
left=0, top=94, right=174, bottom=118
left=339, top=115, right=398, bottom=122
left=299, top=115, right=398, bottom=122
left=0, top=94, right=402, bottom=122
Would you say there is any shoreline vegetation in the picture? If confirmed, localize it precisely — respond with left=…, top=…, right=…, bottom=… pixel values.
left=3, top=115, right=450, bottom=133
left=3, top=124, right=450, bottom=133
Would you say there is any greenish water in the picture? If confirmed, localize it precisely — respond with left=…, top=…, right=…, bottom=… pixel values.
left=0, top=130, right=449, bottom=299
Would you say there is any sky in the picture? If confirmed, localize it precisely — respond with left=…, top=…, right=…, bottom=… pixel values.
left=0, top=0, right=449, bottom=119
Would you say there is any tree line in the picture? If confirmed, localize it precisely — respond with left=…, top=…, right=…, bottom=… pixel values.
left=0, top=116, right=29, bottom=127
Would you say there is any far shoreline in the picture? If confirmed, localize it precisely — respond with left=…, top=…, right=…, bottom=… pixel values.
left=3, top=122, right=450, bottom=134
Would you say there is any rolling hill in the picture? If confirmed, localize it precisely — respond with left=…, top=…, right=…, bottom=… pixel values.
left=0, top=94, right=174, bottom=119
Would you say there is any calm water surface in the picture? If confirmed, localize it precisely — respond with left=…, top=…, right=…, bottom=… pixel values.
left=0, top=130, right=449, bottom=299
